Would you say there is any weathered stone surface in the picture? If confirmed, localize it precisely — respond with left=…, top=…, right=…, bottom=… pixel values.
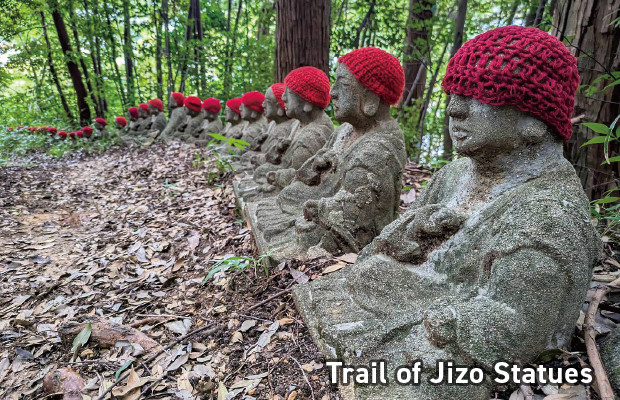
left=293, top=96, right=602, bottom=399
left=92, top=121, right=109, bottom=140
left=223, top=105, right=245, bottom=140
left=176, top=108, right=204, bottom=142
left=135, top=108, right=151, bottom=135
left=601, top=328, right=620, bottom=396
left=158, top=94, right=187, bottom=143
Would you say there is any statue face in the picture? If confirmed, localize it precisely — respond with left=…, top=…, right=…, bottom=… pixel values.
left=169, top=95, right=177, bottom=110
left=240, top=104, right=253, bottom=120
left=149, top=105, right=159, bottom=115
left=127, top=113, right=137, bottom=122
left=225, top=107, right=239, bottom=122
left=115, top=122, right=123, bottom=130
left=282, top=87, right=307, bottom=119
left=263, top=88, right=281, bottom=119
left=449, top=95, right=549, bottom=158
left=138, top=108, right=147, bottom=118
left=185, top=106, right=199, bottom=117
left=331, top=63, right=365, bottom=123
left=94, top=122, right=103, bottom=130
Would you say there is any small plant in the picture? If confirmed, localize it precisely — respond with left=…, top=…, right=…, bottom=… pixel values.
left=207, top=133, right=250, bottom=153
left=202, top=252, right=272, bottom=284
left=192, top=152, right=205, bottom=169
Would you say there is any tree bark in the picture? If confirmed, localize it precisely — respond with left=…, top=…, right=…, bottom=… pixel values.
left=123, top=0, right=135, bottom=104
left=507, top=0, right=521, bottom=24
left=162, top=0, right=172, bottom=99
left=49, top=0, right=91, bottom=126
left=552, top=0, right=620, bottom=200
left=41, top=11, right=75, bottom=124
left=155, top=0, right=164, bottom=99
left=274, top=0, right=331, bottom=83
left=533, top=0, right=548, bottom=26
left=103, top=2, right=126, bottom=106
left=442, top=0, right=468, bottom=160
left=223, top=0, right=244, bottom=95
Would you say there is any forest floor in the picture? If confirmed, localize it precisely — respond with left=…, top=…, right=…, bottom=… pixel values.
left=0, top=142, right=434, bottom=400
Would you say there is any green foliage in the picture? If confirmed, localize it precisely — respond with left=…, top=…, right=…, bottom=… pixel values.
left=202, top=252, right=272, bottom=284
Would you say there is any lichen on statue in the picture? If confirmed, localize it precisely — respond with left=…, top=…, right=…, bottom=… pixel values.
left=292, top=27, right=602, bottom=400
left=252, top=47, right=406, bottom=261
left=158, top=92, right=186, bottom=143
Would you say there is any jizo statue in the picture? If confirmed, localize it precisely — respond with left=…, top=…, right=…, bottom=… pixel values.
left=293, top=27, right=601, bottom=399
left=190, top=98, right=224, bottom=146
left=120, top=107, right=140, bottom=146
left=238, top=91, right=268, bottom=152
left=250, top=66, right=334, bottom=197
left=223, top=98, right=245, bottom=140
left=92, top=118, right=109, bottom=140
left=135, top=103, right=151, bottom=135
left=158, top=92, right=186, bottom=143
left=251, top=47, right=406, bottom=262
left=114, top=116, right=128, bottom=133
left=147, top=99, right=167, bottom=136
left=176, top=96, right=204, bottom=142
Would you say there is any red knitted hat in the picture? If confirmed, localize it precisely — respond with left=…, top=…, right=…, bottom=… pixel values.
left=128, top=107, right=139, bottom=118
left=138, top=103, right=149, bottom=113
left=442, top=25, right=579, bottom=141
left=48, top=127, right=57, bottom=134
left=94, top=118, right=107, bottom=126
left=241, top=91, right=265, bottom=113
left=172, top=92, right=185, bottom=107
left=184, top=96, right=202, bottom=113
left=226, top=98, right=243, bottom=115
left=58, top=131, right=67, bottom=139
left=76, top=130, right=84, bottom=138
left=338, top=47, right=405, bottom=105
left=284, top=66, right=331, bottom=109
left=115, top=116, right=128, bottom=127
left=202, top=98, right=222, bottom=114
left=69, top=131, right=76, bottom=139
left=82, top=126, right=93, bottom=137
left=149, top=99, right=164, bottom=112
left=271, top=83, right=286, bottom=110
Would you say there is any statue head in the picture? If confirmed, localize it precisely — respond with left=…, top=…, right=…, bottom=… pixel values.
left=138, top=103, right=149, bottom=118
left=202, top=98, right=222, bottom=121
left=82, top=126, right=93, bottom=138
left=241, top=91, right=265, bottom=121
left=183, top=96, right=202, bottom=117
left=148, top=99, right=164, bottom=115
left=128, top=107, right=139, bottom=122
left=442, top=25, right=579, bottom=160
left=115, top=116, right=127, bottom=130
left=282, top=66, right=331, bottom=121
left=94, top=118, right=107, bottom=130
left=331, top=47, right=405, bottom=127
left=225, top=98, right=242, bottom=123
left=170, top=92, right=185, bottom=110
left=264, top=83, right=288, bottom=121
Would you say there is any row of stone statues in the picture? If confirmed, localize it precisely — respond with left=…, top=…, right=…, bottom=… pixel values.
left=224, top=27, right=601, bottom=399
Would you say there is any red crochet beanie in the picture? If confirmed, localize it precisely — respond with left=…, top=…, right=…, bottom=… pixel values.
left=128, top=107, right=139, bottom=119
left=95, top=117, right=107, bottom=127
left=76, top=130, right=84, bottom=138
left=184, top=96, right=202, bottom=113
left=271, top=83, right=286, bottom=110
left=241, top=91, right=265, bottom=113
left=69, top=132, right=76, bottom=139
left=338, top=47, right=405, bottom=105
left=284, top=66, right=331, bottom=109
left=202, top=98, right=222, bottom=114
left=58, top=131, right=67, bottom=139
left=226, top=98, right=243, bottom=115
left=442, top=25, right=579, bottom=141
left=138, top=103, right=149, bottom=113
left=115, top=116, right=128, bottom=127
left=171, top=92, right=185, bottom=107
left=149, top=99, right=164, bottom=112
left=82, top=126, right=93, bottom=137
left=48, top=127, right=57, bottom=134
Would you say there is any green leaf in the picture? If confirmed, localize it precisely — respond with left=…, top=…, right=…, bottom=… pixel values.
left=581, top=136, right=607, bottom=147
left=582, top=122, right=611, bottom=135
left=535, top=348, right=567, bottom=364
left=603, top=79, right=620, bottom=91
left=71, top=322, right=92, bottom=354
left=601, top=155, right=620, bottom=165
left=595, top=196, right=620, bottom=204
left=115, top=360, right=133, bottom=379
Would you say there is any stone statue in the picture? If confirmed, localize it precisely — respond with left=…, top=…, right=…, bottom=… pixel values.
left=93, top=118, right=109, bottom=140
left=176, top=96, right=205, bottom=142
left=222, top=98, right=246, bottom=140
left=114, top=116, right=128, bottom=134
left=238, top=91, right=268, bottom=151
left=81, top=126, right=93, bottom=139
left=249, top=66, right=333, bottom=196
left=158, top=92, right=186, bottom=143
left=242, top=84, right=300, bottom=169
left=293, top=28, right=602, bottom=399
left=146, top=99, right=167, bottom=138
left=249, top=47, right=406, bottom=262
left=188, top=98, right=224, bottom=145
left=135, top=104, right=151, bottom=136
left=120, top=107, right=140, bottom=146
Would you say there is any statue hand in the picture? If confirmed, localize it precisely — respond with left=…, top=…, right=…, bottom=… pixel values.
left=266, top=171, right=276, bottom=184
left=423, top=305, right=457, bottom=348
left=278, top=139, right=291, bottom=153
left=303, top=200, right=320, bottom=221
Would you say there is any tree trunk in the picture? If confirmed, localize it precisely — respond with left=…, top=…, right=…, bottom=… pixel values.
left=552, top=0, right=620, bottom=200
left=223, top=0, right=244, bottom=95
left=442, top=0, right=468, bottom=160
left=507, top=0, right=521, bottom=24
left=162, top=0, right=172, bottom=99
left=123, top=0, right=135, bottom=104
left=533, top=0, right=548, bottom=26
left=155, top=0, right=164, bottom=99
left=103, top=2, right=127, bottom=106
left=274, top=0, right=331, bottom=83
left=49, top=0, right=91, bottom=126
left=353, top=0, right=375, bottom=49
left=41, top=11, right=75, bottom=124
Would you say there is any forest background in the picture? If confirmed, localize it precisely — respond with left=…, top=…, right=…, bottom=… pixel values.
left=0, top=0, right=619, bottom=200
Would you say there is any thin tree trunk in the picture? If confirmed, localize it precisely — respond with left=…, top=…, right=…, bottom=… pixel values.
left=162, top=0, right=172, bottom=98
left=552, top=0, right=620, bottom=199
left=103, top=3, right=126, bottom=106
left=123, top=0, right=135, bottom=104
left=49, top=0, right=91, bottom=126
left=507, top=0, right=521, bottom=24
left=41, top=11, right=75, bottom=124
left=223, top=0, right=244, bottom=94
left=274, top=0, right=331, bottom=82
left=353, top=0, right=375, bottom=49
left=533, top=0, right=548, bottom=26
left=178, top=0, right=195, bottom=93
left=442, top=0, right=468, bottom=161
left=91, top=0, right=107, bottom=114
left=155, top=0, right=164, bottom=99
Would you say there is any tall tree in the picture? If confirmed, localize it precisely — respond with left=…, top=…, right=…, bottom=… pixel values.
left=223, top=0, right=244, bottom=96
left=154, top=0, right=164, bottom=100
left=123, top=0, right=135, bottom=104
left=49, top=0, right=91, bottom=125
left=552, top=0, right=620, bottom=199
left=442, top=0, right=468, bottom=160
left=274, top=0, right=331, bottom=82
left=40, top=11, right=75, bottom=124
